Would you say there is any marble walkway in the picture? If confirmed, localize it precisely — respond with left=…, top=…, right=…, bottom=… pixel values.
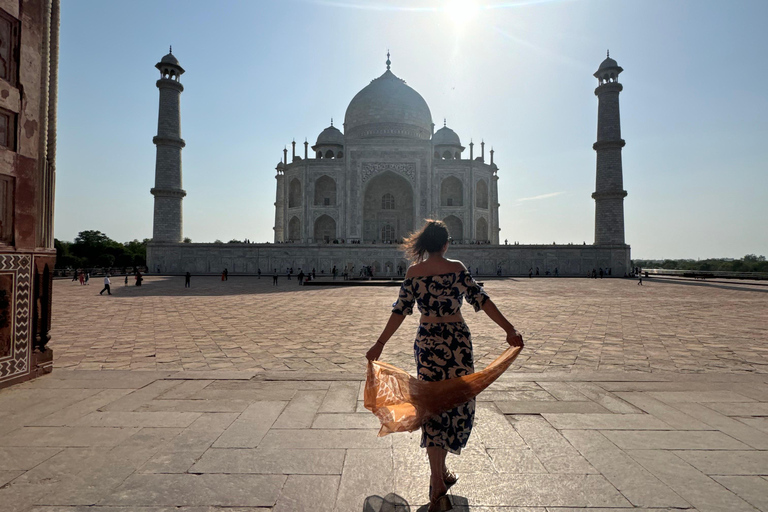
left=0, top=276, right=766, bottom=510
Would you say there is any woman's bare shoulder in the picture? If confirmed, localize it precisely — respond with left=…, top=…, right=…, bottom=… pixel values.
left=405, top=264, right=421, bottom=278
left=446, top=259, right=468, bottom=272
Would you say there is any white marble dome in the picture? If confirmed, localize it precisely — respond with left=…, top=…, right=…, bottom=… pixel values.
left=432, top=125, right=461, bottom=146
left=344, top=69, right=433, bottom=141
left=315, top=125, right=344, bottom=146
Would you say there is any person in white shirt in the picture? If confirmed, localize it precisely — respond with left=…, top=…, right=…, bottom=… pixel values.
left=100, top=274, right=112, bottom=295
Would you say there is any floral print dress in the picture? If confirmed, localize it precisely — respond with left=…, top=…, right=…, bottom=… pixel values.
left=392, top=270, right=489, bottom=454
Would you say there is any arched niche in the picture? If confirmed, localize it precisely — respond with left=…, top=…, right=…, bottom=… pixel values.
left=443, top=215, right=463, bottom=242
left=440, top=176, right=463, bottom=206
left=314, top=175, right=336, bottom=206
left=476, top=217, right=488, bottom=241
left=314, top=214, right=336, bottom=242
left=288, top=178, right=302, bottom=208
left=363, top=171, right=413, bottom=243
left=288, top=216, right=301, bottom=241
left=476, top=179, right=488, bottom=209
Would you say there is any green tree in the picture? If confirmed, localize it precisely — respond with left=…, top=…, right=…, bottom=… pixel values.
left=70, top=230, right=121, bottom=267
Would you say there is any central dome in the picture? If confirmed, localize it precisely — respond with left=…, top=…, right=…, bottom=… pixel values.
left=344, top=69, right=433, bottom=141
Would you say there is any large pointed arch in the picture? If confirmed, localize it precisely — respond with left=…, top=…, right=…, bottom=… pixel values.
left=440, top=176, right=463, bottom=206
left=476, top=217, right=488, bottom=241
left=443, top=215, right=463, bottom=242
left=363, top=171, right=413, bottom=243
left=288, top=216, right=301, bottom=241
left=314, top=175, right=336, bottom=206
left=476, top=179, right=488, bottom=209
left=314, top=214, right=336, bottom=242
left=288, top=178, right=302, bottom=208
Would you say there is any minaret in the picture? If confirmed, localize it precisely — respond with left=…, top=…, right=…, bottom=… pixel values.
left=274, top=161, right=285, bottom=242
left=150, top=48, right=186, bottom=242
left=592, top=51, right=627, bottom=245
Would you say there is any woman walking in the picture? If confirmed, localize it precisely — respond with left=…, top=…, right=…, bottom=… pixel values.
left=366, top=220, right=523, bottom=512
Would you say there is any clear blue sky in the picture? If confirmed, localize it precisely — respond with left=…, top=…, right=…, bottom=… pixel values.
left=55, top=0, right=768, bottom=259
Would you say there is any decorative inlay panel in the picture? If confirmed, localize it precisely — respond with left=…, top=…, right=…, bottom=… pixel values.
left=361, top=163, right=416, bottom=183
left=0, top=254, right=32, bottom=384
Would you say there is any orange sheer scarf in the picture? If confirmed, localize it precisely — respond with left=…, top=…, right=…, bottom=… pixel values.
left=364, top=346, right=522, bottom=436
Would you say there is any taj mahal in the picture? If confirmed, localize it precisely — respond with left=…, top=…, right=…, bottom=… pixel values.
left=147, top=51, right=631, bottom=276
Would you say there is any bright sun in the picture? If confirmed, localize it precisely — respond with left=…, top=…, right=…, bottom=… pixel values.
left=446, top=0, right=479, bottom=26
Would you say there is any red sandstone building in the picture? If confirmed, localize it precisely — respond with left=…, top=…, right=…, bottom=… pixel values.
left=0, top=0, right=59, bottom=388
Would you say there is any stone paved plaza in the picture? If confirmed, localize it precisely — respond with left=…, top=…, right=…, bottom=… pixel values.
left=0, top=277, right=767, bottom=511
left=49, top=276, right=768, bottom=374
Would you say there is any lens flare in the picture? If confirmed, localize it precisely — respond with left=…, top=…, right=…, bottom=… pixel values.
left=446, top=0, right=479, bottom=25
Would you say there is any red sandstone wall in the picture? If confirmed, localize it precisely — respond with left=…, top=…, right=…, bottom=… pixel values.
left=0, top=0, right=57, bottom=389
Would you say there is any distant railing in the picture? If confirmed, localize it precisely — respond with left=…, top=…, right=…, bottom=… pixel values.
left=642, top=268, right=768, bottom=281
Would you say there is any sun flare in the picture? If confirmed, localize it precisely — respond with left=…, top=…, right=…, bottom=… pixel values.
left=445, top=0, right=479, bottom=26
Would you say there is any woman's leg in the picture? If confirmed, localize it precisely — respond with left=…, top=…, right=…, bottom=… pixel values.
left=427, top=446, right=448, bottom=499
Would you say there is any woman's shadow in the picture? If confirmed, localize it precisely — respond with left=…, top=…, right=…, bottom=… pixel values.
left=363, top=493, right=470, bottom=511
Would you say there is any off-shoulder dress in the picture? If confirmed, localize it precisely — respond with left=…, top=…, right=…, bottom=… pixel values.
left=391, top=270, right=489, bottom=454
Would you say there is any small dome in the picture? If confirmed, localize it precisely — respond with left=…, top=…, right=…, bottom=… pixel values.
left=315, top=125, right=344, bottom=146
left=344, top=69, right=433, bottom=140
left=432, top=125, right=461, bottom=146
left=594, top=53, right=623, bottom=80
left=161, top=53, right=179, bottom=66
left=597, top=56, right=618, bottom=70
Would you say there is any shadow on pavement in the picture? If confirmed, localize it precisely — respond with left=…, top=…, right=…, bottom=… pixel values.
left=363, top=493, right=470, bottom=511
left=93, top=275, right=341, bottom=297
left=648, top=277, right=768, bottom=294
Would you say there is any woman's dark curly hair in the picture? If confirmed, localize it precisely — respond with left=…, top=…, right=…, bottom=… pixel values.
left=402, top=219, right=450, bottom=263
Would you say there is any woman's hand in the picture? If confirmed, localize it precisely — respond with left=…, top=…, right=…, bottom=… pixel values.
left=366, top=342, right=384, bottom=361
left=506, top=328, right=524, bottom=348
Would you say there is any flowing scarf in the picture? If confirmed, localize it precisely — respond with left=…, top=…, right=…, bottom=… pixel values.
left=364, top=345, right=522, bottom=436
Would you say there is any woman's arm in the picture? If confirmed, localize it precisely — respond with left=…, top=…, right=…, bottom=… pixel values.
left=366, top=312, right=407, bottom=361
left=482, top=299, right=524, bottom=347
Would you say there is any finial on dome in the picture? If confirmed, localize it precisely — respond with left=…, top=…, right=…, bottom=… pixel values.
left=330, top=118, right=333, bottom=127
left=386, top=50, right=391, bottom=71
left=607, top=49, right=609, bottom=58
left=169, top=45, right=172, bottom=54
left=443, top=118, right=447, bottom=127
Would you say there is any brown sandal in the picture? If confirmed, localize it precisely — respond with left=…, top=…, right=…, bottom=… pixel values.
left=444, top=470, right=458, bottom=489
left=428, top=489, right=452, bottom=512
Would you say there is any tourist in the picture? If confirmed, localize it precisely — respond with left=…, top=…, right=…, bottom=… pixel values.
left=257, top=268, right=261, bottom=279
left=298, top=269, right=305, bottom=285
left=72, top=269, right=78, bottom=282
left=79, top=271, right=85, bottom=285
left=535, top=267, right=539, bottom=276
left=135, top=271, right=143, bottom=286
left=85, top=272, right=90, bottom=285
left=124, top=274, right=128, bottom=286
left=528, top=267, right=533, bottom=278
left=638, top=274, right=643, bottom=285
left=599, top=268, right=604, bottom=279
left=366, top=220, right=523, bottom=512
left=99, top=274, right=112, bottom=295
left=185, top=271, right=191, bottom=288
left=272, top=269, right=278, bottom=286
left=555, top=267, right=559, bottom=277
